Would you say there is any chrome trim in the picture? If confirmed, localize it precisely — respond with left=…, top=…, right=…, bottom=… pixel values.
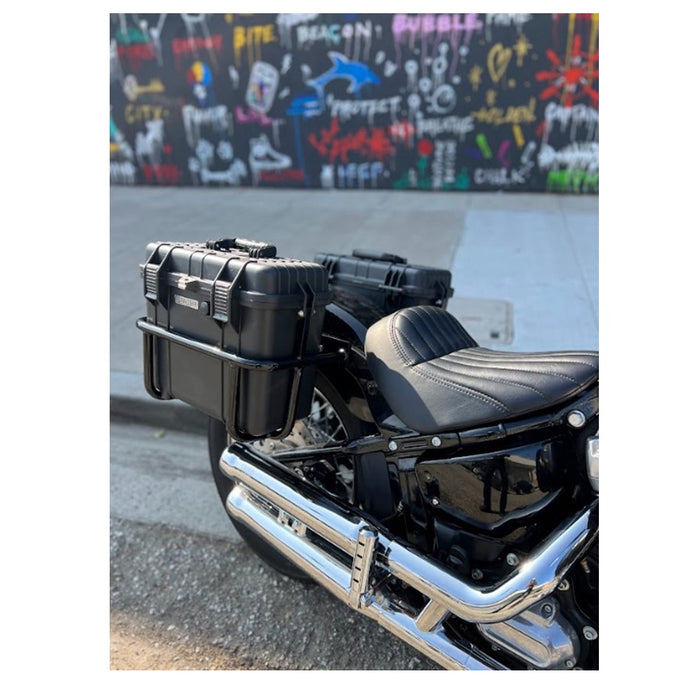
left=220, top=443, right=598, bottom=670
left=415, top=599, right=449, bottom=633
left=478, top=597, right=580, bottom=669
left=567, top=410, right=586, bottom=428
left=350, top=529, right=377, bottom=608
left=586, top=435, right=599, bottom=492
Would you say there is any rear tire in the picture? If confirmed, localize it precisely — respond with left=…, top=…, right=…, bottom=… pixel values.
left=208, top=370, right=363, bottom=580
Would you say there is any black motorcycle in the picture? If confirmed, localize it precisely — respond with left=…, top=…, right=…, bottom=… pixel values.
left=137, top=237, right=599, bottom=671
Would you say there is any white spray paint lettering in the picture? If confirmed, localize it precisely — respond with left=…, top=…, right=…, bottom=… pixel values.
left=542, top=102, right=599, bottom=144
left=336, top=162, right=384, bottom=189
left=474, top=168, right=527, bottom=186
left=110, top=161, right=137, bottom=184
left=432, top=139, right=456, bottom=189
left=537, top=142, right=599, bottom=172
left=276, top=14, right=319, bottom=48
left=327, top=95, right=402, bottom=126
left=484, top=13, right=532, bottom=41
left=181, top=105, right=232, bottom=148
left=416, top=115, right=475, bottom=140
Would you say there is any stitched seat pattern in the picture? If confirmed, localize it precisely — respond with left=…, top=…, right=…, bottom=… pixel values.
left=365, top=306, right=599, bottom=433
left=388, top=305, right=478, bottom=365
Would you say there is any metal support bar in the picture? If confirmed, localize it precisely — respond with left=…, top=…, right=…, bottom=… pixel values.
left=415, top=599, right=449, bottom=633
left=136, top=317, right=346, bottom=372
left=349, top=528, right=378, bottom=608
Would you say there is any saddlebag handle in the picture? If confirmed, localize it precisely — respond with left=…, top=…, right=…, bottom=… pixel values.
left=352, top=249, right=407, bottom=264
left=206, top=237, right=277, bottom=258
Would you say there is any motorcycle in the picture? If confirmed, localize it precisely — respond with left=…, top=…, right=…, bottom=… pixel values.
left=137, top=237, right=599, bottom=671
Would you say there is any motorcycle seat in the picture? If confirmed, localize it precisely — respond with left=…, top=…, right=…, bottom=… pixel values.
left=365, top=305, right=599, bottom=433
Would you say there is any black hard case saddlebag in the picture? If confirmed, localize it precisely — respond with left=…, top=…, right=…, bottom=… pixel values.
left=314, top=249, right=453, bottom=325
left=138, top=239, right=332, bottom=440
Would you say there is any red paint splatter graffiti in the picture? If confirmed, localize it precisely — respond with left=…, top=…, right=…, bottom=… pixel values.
left=171, top=35, right=223, bottom=70
left=535, top=33, right=599, bottom=108
left=117, top=43, right=157, bottom=73
left=309, top=118, right=394, bottom=164
left=259, top=169, right=305, bottom=183
left=142, top=163, right=182, bottom=184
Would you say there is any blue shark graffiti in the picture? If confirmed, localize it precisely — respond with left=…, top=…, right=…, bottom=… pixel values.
left=307, top=52, right=380, bottom=106
left=286, top=52, right=380, bottom=120
left=286, top=52, right=381, bottom=178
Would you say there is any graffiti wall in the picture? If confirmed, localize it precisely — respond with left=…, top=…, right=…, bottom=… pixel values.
left=109, top=13, right=599, bottom=193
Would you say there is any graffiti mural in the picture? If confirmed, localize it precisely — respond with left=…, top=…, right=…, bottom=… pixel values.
left=110, top=13, right=599, bottom=193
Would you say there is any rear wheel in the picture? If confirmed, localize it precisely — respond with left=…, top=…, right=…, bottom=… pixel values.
left=208, top=371, right=363, bottom=580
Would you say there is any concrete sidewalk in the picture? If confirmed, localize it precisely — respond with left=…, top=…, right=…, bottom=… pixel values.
left=110, top=186, right=598, bottom=432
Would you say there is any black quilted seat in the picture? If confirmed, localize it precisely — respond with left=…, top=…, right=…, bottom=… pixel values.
left=365, top=305, right=599, bottom=433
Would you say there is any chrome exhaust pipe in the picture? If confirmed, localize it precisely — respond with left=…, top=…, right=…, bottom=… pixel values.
left=220, top=443, right=598, bottom=670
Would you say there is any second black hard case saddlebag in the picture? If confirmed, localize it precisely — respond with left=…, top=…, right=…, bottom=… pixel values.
left=314, top=249, right=453, bottom=325
left=137, top=238, right=332, bottom=440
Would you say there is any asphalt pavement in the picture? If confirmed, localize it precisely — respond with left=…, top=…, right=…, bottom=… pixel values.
left=109, top=419, right=442, bottom=670
left=110, top=185, right=599, bottom=433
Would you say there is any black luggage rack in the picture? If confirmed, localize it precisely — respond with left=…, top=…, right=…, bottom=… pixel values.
left=137, top=238, right=341, bottom=443
left=137, top=317, right=348, bottom=442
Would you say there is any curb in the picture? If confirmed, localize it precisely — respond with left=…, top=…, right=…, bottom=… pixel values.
left=110, top=370, right=209, bottom=434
